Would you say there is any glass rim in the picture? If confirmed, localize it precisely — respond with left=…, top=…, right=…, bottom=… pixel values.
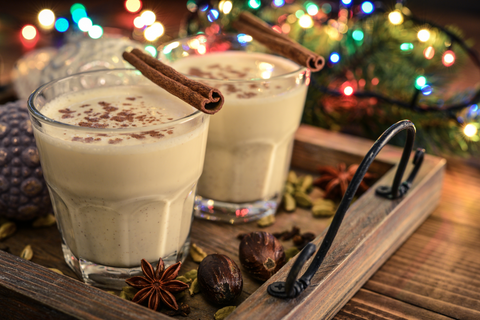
left=158, top=33, right=308, bottom=83
left=27, top=68, right=205, bottom=133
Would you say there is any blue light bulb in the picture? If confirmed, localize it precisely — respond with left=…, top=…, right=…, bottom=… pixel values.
left=361, top=1, right=374, bottom=14
left=330, top=52, right=340, bottom=63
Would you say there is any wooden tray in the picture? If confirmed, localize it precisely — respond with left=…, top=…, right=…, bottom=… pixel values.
left=0, top=124, right=446, bottom=319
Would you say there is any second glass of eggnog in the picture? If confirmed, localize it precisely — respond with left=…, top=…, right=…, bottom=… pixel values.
left=27, top=69, right=210, bottom=289
left=160, top=34, right=310, bottom=223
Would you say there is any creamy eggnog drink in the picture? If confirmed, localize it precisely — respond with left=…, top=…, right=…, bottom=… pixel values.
left=28, top=69, right=209, bottom=288
left=163, top=35, right=310, bottom=223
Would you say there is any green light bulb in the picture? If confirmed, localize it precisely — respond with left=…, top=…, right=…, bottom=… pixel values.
left=248, top=0, right=261, bottom=9
left=415, top=76, right=427, bottom=89
left=352, top=30, right=364, bottom=41
left=400, top=43, right=414, bottom=51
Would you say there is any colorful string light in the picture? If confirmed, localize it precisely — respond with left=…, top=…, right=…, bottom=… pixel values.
left=125, top=0, right=142, bottom=13
left=55, top=18, right=69, bottom=32
left=361, top=2, right=374, bottom=14
left=442, top=50, right=456, bottom=67
left=388, top=10, right=403, bottom=25
left=248, top=0, right=261, bottom=9
left=38, top=9, right=55, bottom=28
left=417, top=29, right=431, bottom=42
left=21, top=25, right=37, bottom=40
left=78, top=17, right=93, bottom=32
left=464, top=124, right=478, bottom=137
left=299, top=15, right=313, bottom=28
left=88, top=25, right=103, bottom=39
left=330, top=52, right=340, bottom=63
left=424, top=46, right=435, bottom=59
left=140, top=10, right=156, bottom=26
left=415, top=76, right=427, bottom=89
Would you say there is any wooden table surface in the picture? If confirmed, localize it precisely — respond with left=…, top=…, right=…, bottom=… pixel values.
left=335, top=158, right=480, bottom=320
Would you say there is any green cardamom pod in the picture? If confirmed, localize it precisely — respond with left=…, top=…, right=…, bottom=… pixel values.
left=295, top=176, right=304, bottom=191
left=284, top=182, right=295, bottom=195
left=257, top=214, right=275, bottom=227
left=183, top=269, right=198, bottom=281
left=299, top=175, right=313, bottom=193
left=287, top=171, right=297, bottom=185
left=189, top=278, right=200, bottom=296
left=0, top=222, right=16, bottom=241
left=294, top=191, right=313, bottom=208
left=32, top=213, right=56, bottom=228
left=214, top=306, right=236, bottom=320
left=176, top=275, right=192, bottom=284
left=283, top=192, right=296, bottom=212
left=190, top=243, right=207, bottom=263
left=120, top=286, right=138, bottom=300
left=311, top=199, right=336, bottom=217
left=285, top=247, right=300, bottom=261
left=20, top=245, right=33, bottom=260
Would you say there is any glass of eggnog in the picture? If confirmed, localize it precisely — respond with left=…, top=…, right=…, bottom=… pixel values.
left=160, top=34, right=310, bottom=223
left=27, top=69, right=210, bottom=289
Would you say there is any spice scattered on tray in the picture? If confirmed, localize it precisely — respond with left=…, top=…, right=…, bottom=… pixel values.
left=214, top=306, right=237, bottom=320
left=314, top=163, right=375, bottom=200
left=125, top=258, right=189, bottom=311
left=239, top=232, right=285, bottom=281
left=190, top=243, right=207, bottom=263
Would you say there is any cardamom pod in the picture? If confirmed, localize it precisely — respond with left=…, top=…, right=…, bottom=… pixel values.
left=214, top=306, right=236, bottom=320
left=284, top=182, right=295, bottom=195
left=311, top=199, right=336, bottom=217
left=119, top=286, right=138, bottom=300
left=48, top=268, right=63, bottom=275
left=287, top=171, right=297, bottom=184
left=299, top=175, right=313, bottom=193
left=183, top=269, right=198, bottom=281
left=20, top=245, right=33, bottom=260
left=257, top=214, right=275, bottom=227
left=32, top=213, right=56, bottom=228
left=285, top=247, right=300, bottom=261
left=0, top=221, right=16, bottom=241
left=283, top=192, right=296, bottom=212
left=190, top=243, right=207, bottom=263
left=176, top=275, right=192, bottom=284
left=189, top=277, right=200, bottom=296
left=294, top=191, right=313, bottom=208
left=295, top=176, right=305, bottom=191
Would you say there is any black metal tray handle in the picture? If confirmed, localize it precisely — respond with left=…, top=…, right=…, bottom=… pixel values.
left=268, top=120, right=425, bottom=299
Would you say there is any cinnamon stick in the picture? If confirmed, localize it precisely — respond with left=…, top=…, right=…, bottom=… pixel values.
left=233, top=11, right=325, bottom=72
left=122, top=49, right=224, bottom=114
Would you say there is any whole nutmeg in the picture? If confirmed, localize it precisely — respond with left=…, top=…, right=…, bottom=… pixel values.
left=197, top=254, right=243, bottom=305
left=239, top=231, right=286, bottom=282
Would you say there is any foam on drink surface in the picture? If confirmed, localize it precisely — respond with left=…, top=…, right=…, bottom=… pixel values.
left=171, top=51, right=309, bottom=203
left=40, top=85, right=197, bottom=146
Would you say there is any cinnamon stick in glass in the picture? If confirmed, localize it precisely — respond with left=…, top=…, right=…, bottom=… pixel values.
left=233, top=11, right=325, bottom=72
left=123, top=49, right=224, bottom=114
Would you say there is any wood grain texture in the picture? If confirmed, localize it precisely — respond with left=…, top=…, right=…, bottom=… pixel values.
left=0, top=250, right=170, bottom=319
left=228, top=125, right=446, bottom=320
left=0, top=124, right=446, bottom=319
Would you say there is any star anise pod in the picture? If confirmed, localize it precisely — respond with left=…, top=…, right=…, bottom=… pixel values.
left=126, top=258, right=189, bottom=311
left=314, top=163, right=374, bottom=200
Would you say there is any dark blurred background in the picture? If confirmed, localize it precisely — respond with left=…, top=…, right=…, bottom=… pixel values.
left=0, top=0, right=479, bottom=94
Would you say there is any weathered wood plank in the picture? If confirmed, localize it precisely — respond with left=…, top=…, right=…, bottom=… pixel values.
left=0, top=250, right=170, bottom=319
left=336, top=289, right=455, bottom=320
left=362, top=217, right=480, bottom=320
